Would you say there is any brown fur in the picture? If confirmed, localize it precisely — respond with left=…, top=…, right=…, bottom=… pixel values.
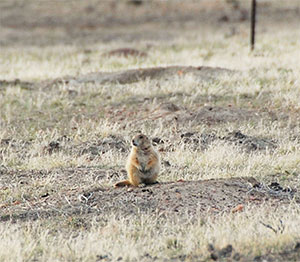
left=115, top=134, right=160, bottom=187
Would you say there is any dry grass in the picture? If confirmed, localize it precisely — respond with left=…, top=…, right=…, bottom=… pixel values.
left=1, top=1, right=300, bottom=261
left=1, top=205, right=300, bottom=262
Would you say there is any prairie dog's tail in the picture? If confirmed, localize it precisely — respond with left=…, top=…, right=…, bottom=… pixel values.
left=114, top=180, right=132, bottom=187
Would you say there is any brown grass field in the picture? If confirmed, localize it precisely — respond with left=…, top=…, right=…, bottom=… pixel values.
left=1, top=1, right=300, bottom=261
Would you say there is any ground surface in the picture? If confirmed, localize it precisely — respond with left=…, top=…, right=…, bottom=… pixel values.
left=1, top=1, right=300, bottom=262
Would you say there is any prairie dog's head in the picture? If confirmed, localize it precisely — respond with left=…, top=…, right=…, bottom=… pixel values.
left=131, top=134, right=151, bottom=150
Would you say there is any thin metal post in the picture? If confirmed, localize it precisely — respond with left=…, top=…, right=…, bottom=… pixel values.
left=250, top=0, right=256, bottom=51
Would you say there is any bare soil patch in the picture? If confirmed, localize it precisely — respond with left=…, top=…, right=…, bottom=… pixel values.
left=0, top=171, right=296, bottom=223
left=108, top=102, right=264, bottom=130
left=177, top=106, right=255, bottom=125
left=180, top=130, right=277, bottom=152
left=135, top=103, right=263, bottom=128
left=91, top=177, right=295, bottom=218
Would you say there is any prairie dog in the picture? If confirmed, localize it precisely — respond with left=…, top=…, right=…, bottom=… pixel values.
left=115, top=134, right=160, bottom=187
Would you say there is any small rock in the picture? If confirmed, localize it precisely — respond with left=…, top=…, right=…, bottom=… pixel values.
left=253, top=255, right=262, bottom=262
left=207, top=243, right=215, bottom=252
left=128, top=0, right=143, bottom=6
left=219, top=15, right=229, bottom=22
left=218, top=244, right=233, bottom=257
left=269, top=182, right=283, bottom=191
left=180, top=132, right=196, bottom=138
left=210, top=253, right=218, bottom=261
left=233, top=252, right=241, bottom=261
left=152, top=137, right=164, bottom=145
left=163, top=160, right=171, bottom=167
left=46, top=141, right=60, bottom=154
left=49, top=141, right=60, bottom=148
left=96, top=255, right=108, bottom=261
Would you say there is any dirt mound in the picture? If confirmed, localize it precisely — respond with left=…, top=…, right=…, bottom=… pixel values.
left=177, top=106, right=255, bottom=125
left=42, top=135, right=128, bottom=157
left=180, top=131, right=218, bottom=151
left=54, top=66, right=234, bottom=86
left=87, top=177, right=294, bottom=217
left=72, top=135, right=128, bottom=157
left=251, top=243, right=300, bottom=262
left=134, top=104, right=258, bottom=127
left=103, top=48, right=147, bottom=58
left=1, top=175, right=295, bottom=223
left=181, top=130, right=277, bottom=152
left=222, top=130, right=277, bottom=152
left=2, top=66, right=234, bottom=92
left=155, top=102, right=181, bottom=113
left=0, top=79, right=34, bottom=90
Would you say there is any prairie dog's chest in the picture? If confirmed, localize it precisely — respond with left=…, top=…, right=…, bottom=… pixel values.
left=137, top=152, right=150, bottom=167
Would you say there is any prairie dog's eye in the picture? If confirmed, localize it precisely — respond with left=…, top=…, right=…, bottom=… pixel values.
left=139, top=135, right=144, bottom=139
